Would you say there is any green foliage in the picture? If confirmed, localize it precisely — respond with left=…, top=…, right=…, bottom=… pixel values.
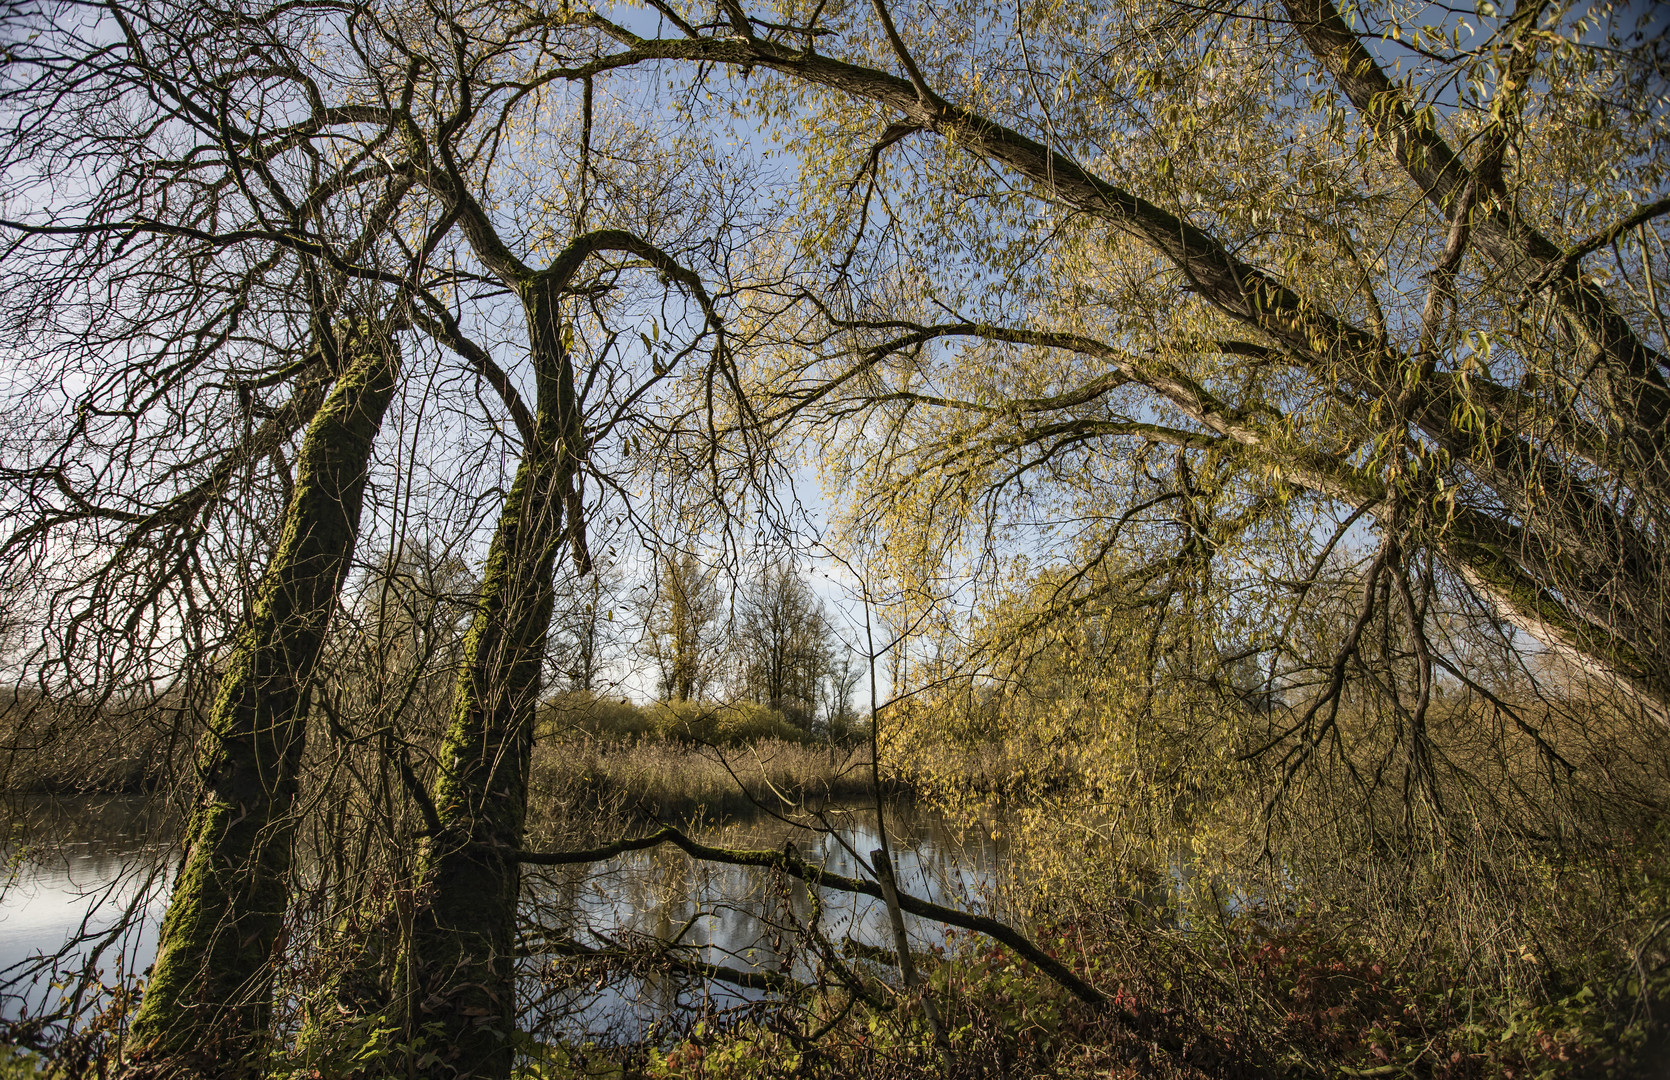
left=640, top=1027, right=805, bottom=1080
left=649, top=699, right=810, bottom=745
left=277, top=1014, right=408, bottom=1079
left=273, top=1017, right=490, bottom=1080
left=540, top=693, right=811, bottom=746
left=0, top=1048, right=46, bottom=1080
left=511, top=1039, right=630, bottom=1079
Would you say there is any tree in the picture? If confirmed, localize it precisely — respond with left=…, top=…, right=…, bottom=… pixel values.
left=549, top=0, right=1667, bottom=726
left=259, top=14, right=758, bottom=1071
left=550, top=548, right=627, bottom=693
left=0, top=1, right=448, bottom=1067
left=820, top=645, right=865, bottom=741
left=10, top=0, right=1663, bottom=1070
left=126, top=320, right=402, bottom=1072
left=733, top=559, right=831, bottom=730
left=2, top=1, right=756, bottom=1071
left=641, top=550, right=725, bottom=702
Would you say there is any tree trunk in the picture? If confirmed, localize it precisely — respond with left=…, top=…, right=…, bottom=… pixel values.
left=401, top=280, right=580, bottom=1079
left=125, top=326, right=401, bottom=1076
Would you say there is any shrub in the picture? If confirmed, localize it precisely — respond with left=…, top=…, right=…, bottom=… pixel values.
left=538, top=693, right=811, bottom=746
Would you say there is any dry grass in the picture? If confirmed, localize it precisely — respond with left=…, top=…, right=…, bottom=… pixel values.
left=0, top=692, right=181, bottom=794
left=528, top=734, right=879, bottom=834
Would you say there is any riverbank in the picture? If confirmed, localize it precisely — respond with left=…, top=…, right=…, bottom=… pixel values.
left=3, top=783, right=1666, bottom=1079
left=0, top=692, right=898, bottom=798
left=530, top=735, right=883, bottom=823
left=526, top=896, right=1670, bottom=1080
left=0, top=694, right=175, bottom=795
left=7, top=694, right=1667, bottom=1079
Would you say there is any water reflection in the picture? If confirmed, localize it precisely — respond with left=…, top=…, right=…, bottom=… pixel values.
left=522, top=807, right=1006, bottom=1041
left=0, top=796, right=172, bottom=1018
left=1, top=796, right=1006, bottom=1041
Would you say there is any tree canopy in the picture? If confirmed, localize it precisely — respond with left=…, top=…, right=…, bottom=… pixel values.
left=1, top=0, right=1666, bottom=1074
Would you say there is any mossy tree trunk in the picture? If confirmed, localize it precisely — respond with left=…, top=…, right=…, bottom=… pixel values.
left=402, top=278, right=583, bottom=1078
left=125, top=327, right=401, bottom=1077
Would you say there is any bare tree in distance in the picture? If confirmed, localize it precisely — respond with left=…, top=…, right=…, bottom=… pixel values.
left=732, top=559, right=831, bottom=731
left=549, top=544, right=628, bottom=695
left=640, top=549, right=726, bottom=703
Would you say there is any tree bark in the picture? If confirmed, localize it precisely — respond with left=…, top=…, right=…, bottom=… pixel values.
left=400, top=279, right=580, bottom=1079
left=125, top=324, right=401, bottom=1077
left=375, top=215, right=715, bottom=1076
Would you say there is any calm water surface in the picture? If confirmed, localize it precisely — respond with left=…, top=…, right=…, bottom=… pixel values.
left=1, top=795, right=1006, bottom=1040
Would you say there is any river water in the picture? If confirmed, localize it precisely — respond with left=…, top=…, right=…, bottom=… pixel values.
left=0, top=795, right=1007, bottom=1042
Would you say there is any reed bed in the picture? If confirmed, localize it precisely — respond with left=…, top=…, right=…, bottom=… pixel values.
left=529, top=735, right=879, bottom=829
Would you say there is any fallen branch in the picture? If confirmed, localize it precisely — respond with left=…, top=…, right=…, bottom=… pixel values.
left=522, top=932, right=804, bottom=995
left=514, top=826, right=1107, bottom=1007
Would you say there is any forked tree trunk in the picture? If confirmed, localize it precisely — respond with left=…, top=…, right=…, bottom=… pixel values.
left=401, top=280, right=580, bottom=1079
left=125, top=327, right=400, bottom=1077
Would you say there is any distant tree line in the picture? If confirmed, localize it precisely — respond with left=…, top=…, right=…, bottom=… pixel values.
left=576, top=550, right=865, bottom=740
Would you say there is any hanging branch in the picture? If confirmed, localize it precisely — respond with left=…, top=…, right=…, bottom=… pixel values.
left=522, top=931, right=804, bottom=994
left=512, top=824, right=1109, bottom=1008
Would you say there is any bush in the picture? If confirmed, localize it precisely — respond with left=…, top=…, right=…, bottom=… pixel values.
left=540, top=692, right=659, bottom=741
left=0, top=1049, right=45, bottom=1080
left=647, top=699, right=808, bottom=744
left=538, top=693, right=811, bottom=746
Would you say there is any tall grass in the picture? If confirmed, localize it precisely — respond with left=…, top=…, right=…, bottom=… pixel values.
left=527, top=734, right=877, bottom=834
left=0, top=692, right=180, bottom=794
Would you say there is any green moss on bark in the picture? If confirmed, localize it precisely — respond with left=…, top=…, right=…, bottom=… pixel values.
left=401, top=281, right=582, bottom=1079
left=126, top=328, right=401, bottom=1076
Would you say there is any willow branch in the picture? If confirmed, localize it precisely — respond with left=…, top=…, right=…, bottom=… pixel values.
left=514, top=825, right=1108, bottom=1007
